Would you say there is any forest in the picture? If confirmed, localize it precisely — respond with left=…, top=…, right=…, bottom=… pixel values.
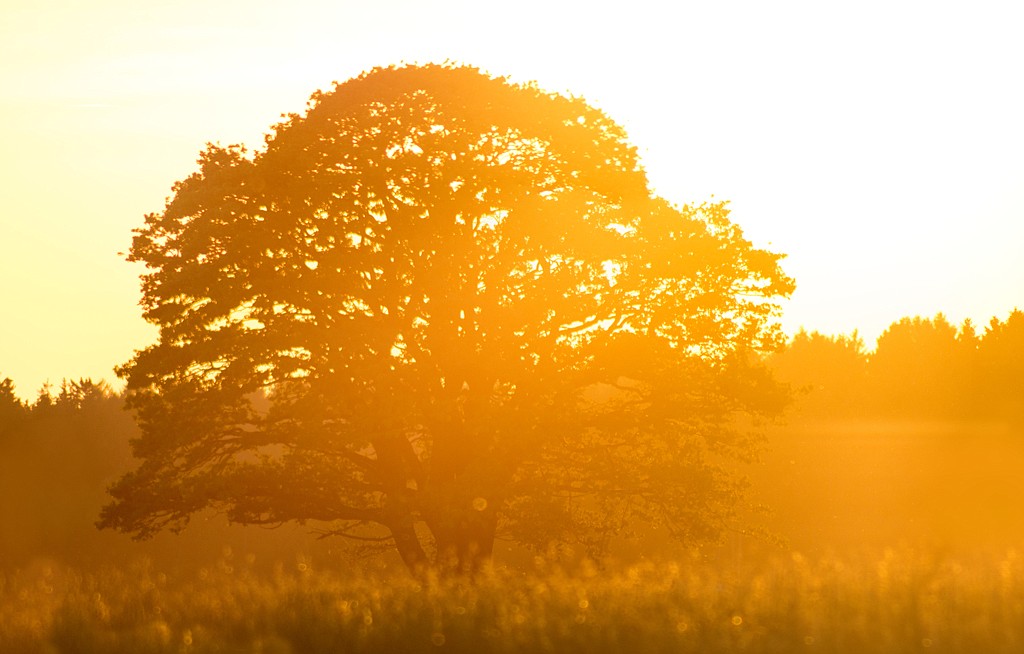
left=770, top=311, right=1024, bottom=423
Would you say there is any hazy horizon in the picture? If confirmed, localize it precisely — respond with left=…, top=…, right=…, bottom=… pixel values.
left=3, top=0, right=1023, bottom=398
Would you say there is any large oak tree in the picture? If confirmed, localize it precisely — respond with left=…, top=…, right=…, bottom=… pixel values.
left=100, top=64, right=794, bottom=574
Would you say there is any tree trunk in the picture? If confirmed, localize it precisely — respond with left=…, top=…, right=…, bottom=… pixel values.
left=423, top=385, right=502, bottom=575
left=390, top=519, right=430, bottom=578
left=431, top=499, right=498, bottom=576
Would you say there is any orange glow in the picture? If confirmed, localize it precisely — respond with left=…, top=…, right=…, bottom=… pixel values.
left=1, top=1, right=1023, bottom=396
left=3, top=3, right=1024, bottom=649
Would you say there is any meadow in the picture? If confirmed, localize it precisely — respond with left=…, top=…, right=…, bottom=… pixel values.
left=5, top=547, right=1024, bottom=653
left=5, top=418, right=1024, bottom=653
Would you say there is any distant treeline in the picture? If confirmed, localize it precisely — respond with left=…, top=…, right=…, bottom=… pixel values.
left=0, top=379, right=347, bottom=569
left=3, top=308, right=1018, bottom=436
left=1, top=310, right=1021, bottom=567
left=0, top=380, right=132, bottom=563
left=770, top=309, right=1024, bottom=422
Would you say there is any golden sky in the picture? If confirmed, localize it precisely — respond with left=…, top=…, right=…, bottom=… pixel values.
left=1, top=0, right=1022, bottom=398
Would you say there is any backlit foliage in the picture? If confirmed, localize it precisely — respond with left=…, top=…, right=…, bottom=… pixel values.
left=101, top=64, right=793, bottom=573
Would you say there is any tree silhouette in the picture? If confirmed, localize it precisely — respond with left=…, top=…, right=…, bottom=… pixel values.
left=978, top=309, right=1024, bottom=423
left=768, top=330, right=868, bottom=418
left=100, top=64, right=794, bottom=574
left=0, top=379, right=136, bottom=565
left=868, top=314, right=977, bottom=418
left=0, top=377, right=26, bottom=441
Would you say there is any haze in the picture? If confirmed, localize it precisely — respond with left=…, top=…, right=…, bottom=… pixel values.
left=2, top=0, right=1022, bottom=397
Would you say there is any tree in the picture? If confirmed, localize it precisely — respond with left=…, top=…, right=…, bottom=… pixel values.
left=0, top=377, right=26, bottom=440
left=768, top=329, right=868, bottom=418
left=0, top=378, right=137, bottom=566
left=868, top=314, right=974, bottom=418
left=978, top=309, right=1024, bottom=423
left=100, top=64, right=794, bottom=575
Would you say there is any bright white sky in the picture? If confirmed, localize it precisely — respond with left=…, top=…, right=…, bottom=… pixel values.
left=1, top=0, right=1022, bottom=399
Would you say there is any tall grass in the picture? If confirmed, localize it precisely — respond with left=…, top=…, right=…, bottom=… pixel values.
left=3, top=548, right=1024, bottom=653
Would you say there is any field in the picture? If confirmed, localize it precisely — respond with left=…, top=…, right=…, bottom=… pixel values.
left=4, top=548, right=1024, bottom=653
left=5, top=420, right=1024, bottom=652
left=749, top=419, right=1024, bottom=553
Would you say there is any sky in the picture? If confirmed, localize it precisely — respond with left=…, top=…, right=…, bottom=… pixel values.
left=1, top=0, right=1022, bottom=399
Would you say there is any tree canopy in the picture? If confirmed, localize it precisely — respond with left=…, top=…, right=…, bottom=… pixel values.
left=100, top=64, right=794, bottom=574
